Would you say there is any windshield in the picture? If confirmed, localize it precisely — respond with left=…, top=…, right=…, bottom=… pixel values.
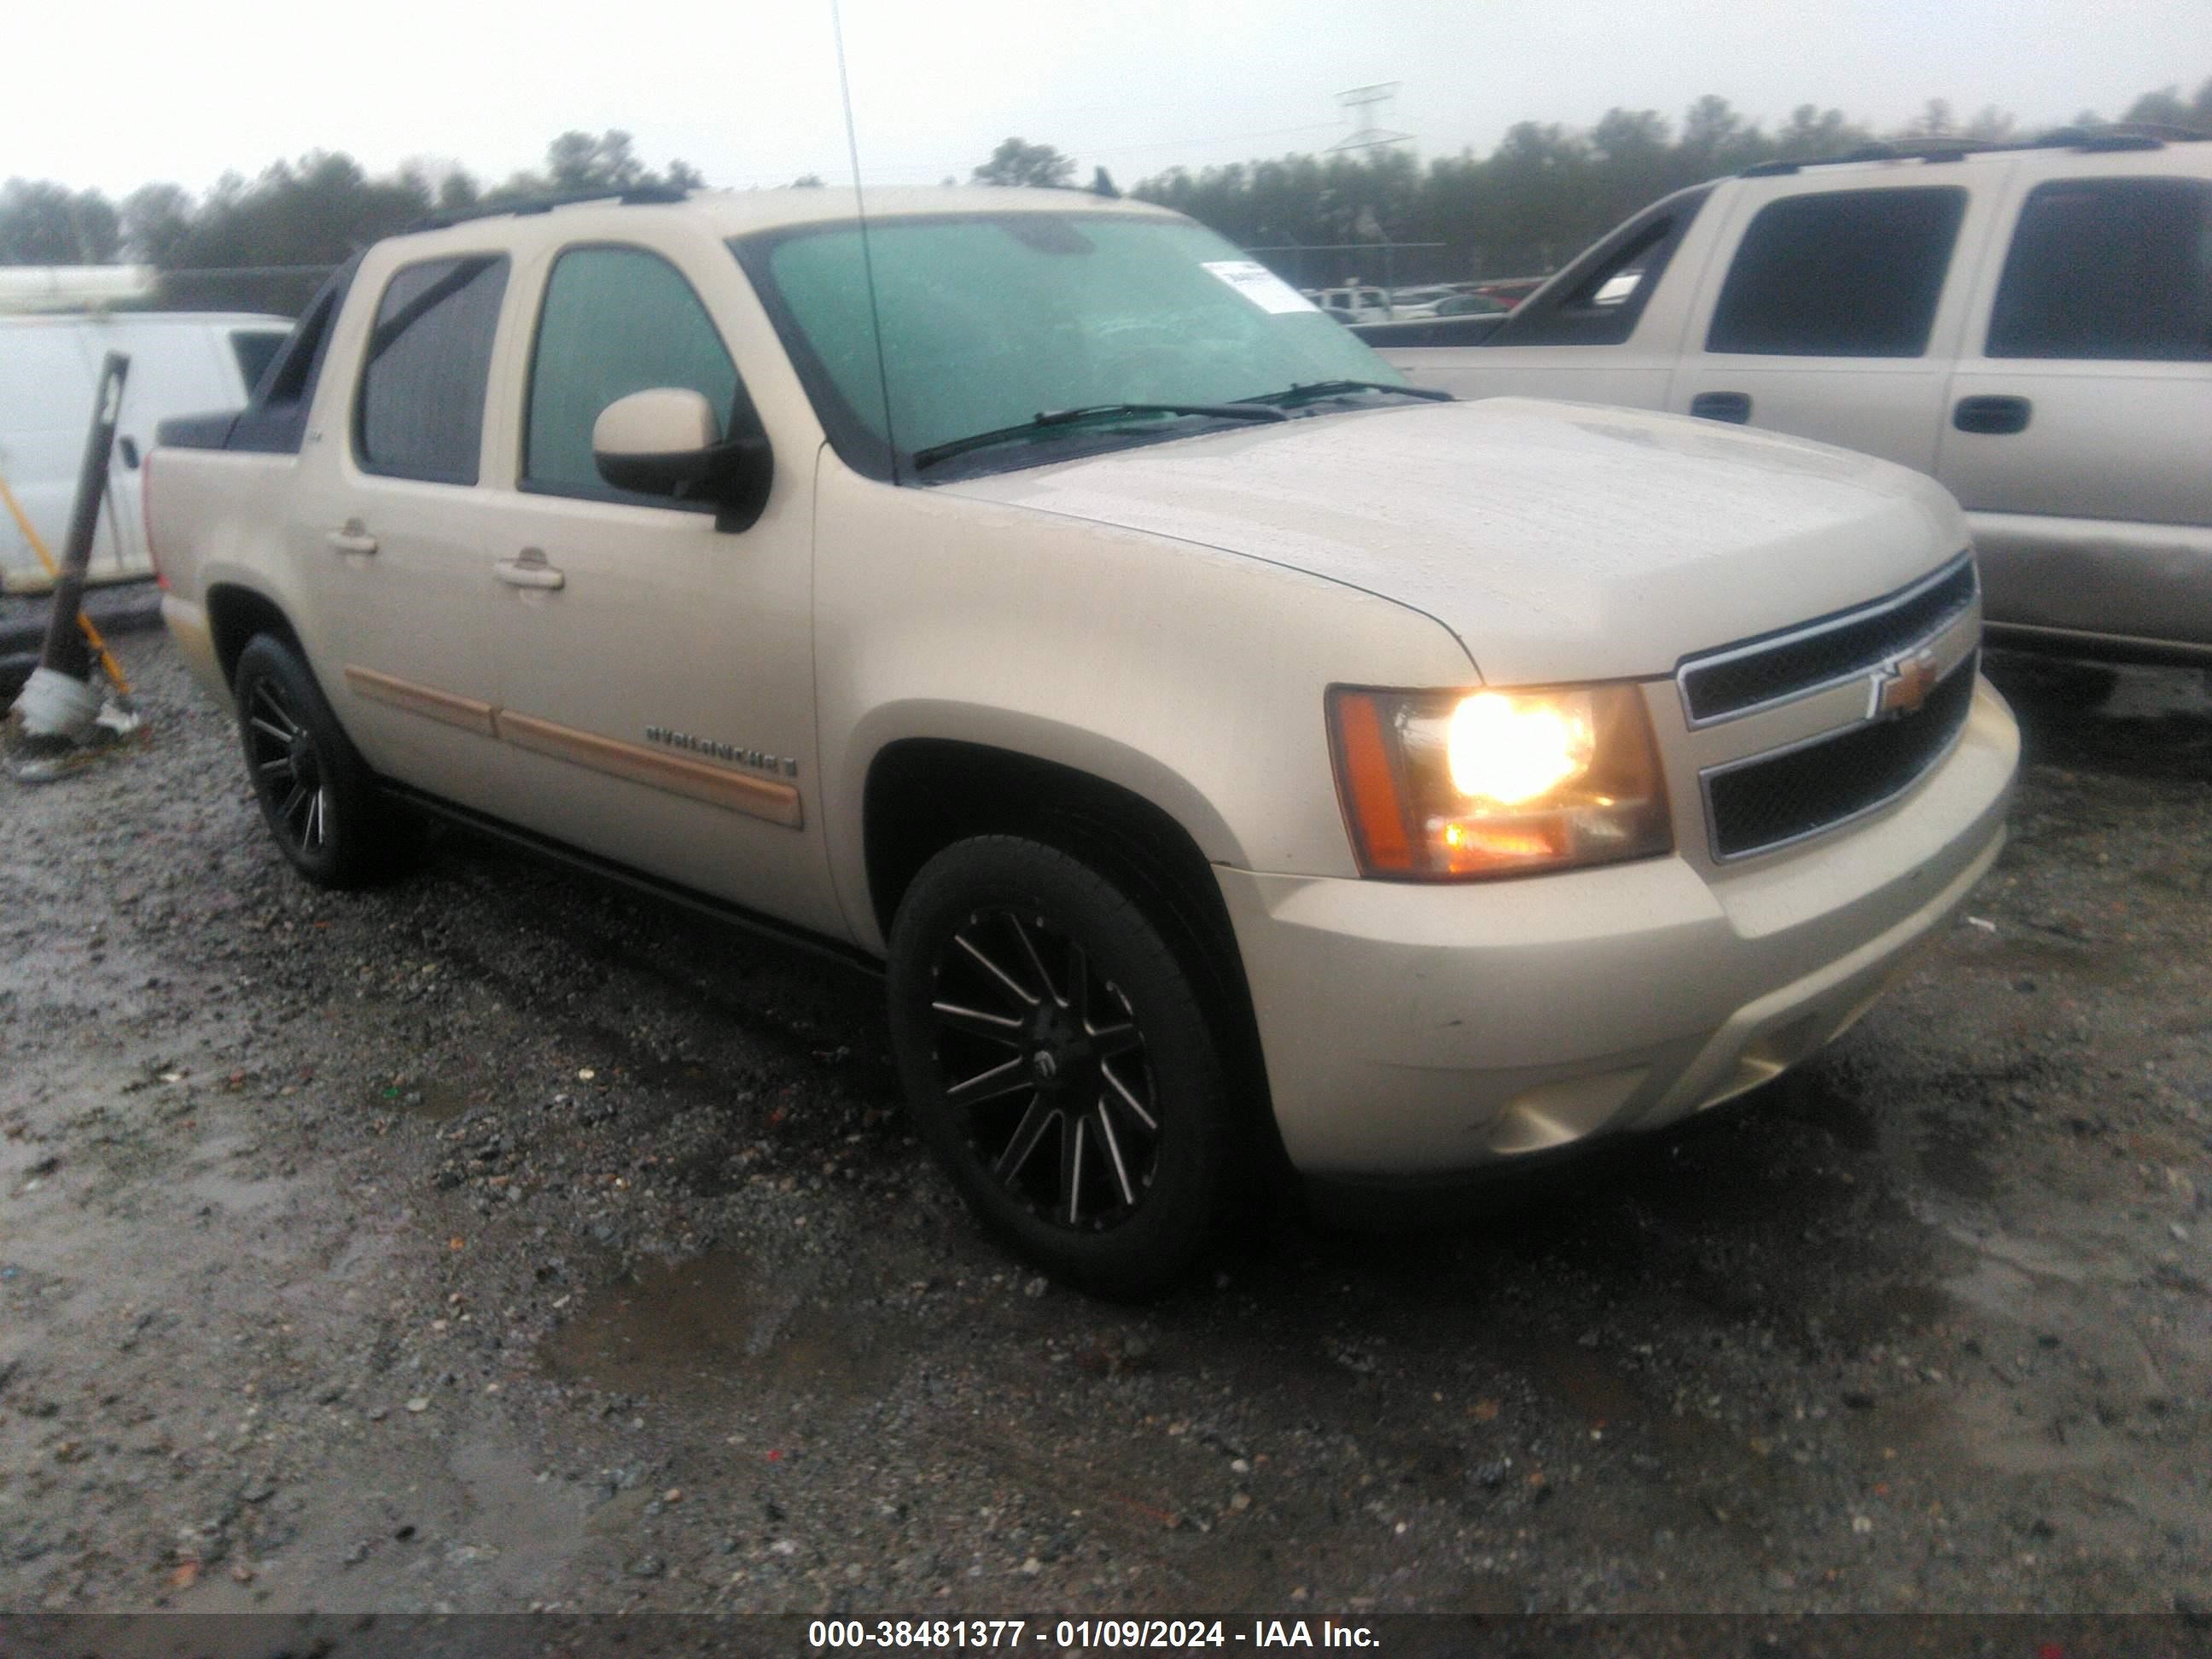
left=732, top=211, right=1410, bottom=480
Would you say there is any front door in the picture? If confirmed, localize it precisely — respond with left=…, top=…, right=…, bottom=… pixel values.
left=480, top=239, right=838, bottom=936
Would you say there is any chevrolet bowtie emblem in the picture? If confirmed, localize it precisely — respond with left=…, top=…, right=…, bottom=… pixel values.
left=1873, top=647, right=1941, bottom=719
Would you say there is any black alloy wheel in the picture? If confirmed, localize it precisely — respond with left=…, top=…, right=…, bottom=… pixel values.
left=888, top=835, right=1235, bottom=1297
left=232, top=633, right=399, bottom=889
left=244, top=672, right=331, bottom=859
left=931, top=903, right=1159, bottom=1229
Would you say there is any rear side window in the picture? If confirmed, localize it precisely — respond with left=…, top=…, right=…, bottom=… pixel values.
left=230, top=329, right=288, bottom=398
left=1987, top=178, right=2212, bottom=361
left=355, top=255, right=509, bottom=485
left=524, top=246, right=739, bottom=501
left=1707, top=187, right=1966, bottom=358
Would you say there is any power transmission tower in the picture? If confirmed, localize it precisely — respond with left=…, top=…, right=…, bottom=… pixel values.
left=1331, top=83, right=1413, bottom=154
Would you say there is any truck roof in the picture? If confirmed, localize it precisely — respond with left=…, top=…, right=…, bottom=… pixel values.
left=1732, top=125, right=2209, bottom=183
left=393, top=183, right=1179, bottom=250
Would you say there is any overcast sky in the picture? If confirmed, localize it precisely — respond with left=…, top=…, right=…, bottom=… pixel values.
left=9, top=0, right=2209, bottom=201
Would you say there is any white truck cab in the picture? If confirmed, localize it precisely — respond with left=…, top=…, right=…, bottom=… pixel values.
left=0, top=296, right=291, bottom=591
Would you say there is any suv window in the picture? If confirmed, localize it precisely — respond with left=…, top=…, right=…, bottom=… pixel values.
left=354, top=255, right=508, bottom=485
left=230, top=329, right=288, bottom=398
left=524, top=247, right=740, bottom=501
left=1707, top=187, right=1966, bottom=358
left=1987, top=178, right=2212, bottom=361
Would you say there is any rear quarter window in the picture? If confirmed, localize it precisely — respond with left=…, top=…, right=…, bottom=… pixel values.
left=1987, top=177, right=2212, bottom=361
left=354, top=255, right=509, bottom=485
left=1707, top=186, right=1966, bottom=358
left=230, top=329, right=288, bottom=399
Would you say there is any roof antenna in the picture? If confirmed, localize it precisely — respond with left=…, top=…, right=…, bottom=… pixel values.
left=830, top=0, right=901, bottom=486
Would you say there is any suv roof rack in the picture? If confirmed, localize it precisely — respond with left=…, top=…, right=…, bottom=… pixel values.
left=1736, top=121, right=2207, bottom=178
left=405, top=184, right=691, bottom=234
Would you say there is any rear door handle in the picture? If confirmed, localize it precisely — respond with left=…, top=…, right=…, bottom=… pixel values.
left=494, top=550, right=565, bottom=591
left=327, top=521, right=378, bottom=556
left=1689, top=391, right=1752, bottom=423
left=1953, top=394, right=2032, bottom=435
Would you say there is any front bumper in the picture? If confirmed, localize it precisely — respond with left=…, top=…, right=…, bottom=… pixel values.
left=1218, top=677, right=2018, bottom=1180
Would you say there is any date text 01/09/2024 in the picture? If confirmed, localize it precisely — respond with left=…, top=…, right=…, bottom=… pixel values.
left=804, top=1619, right=1382, bottom=1650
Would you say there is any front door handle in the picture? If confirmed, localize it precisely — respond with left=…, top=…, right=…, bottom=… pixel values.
left=494, top=549, right=565, bottom=591
left=327, top=521, right=378, bottom=556
left=1953, top=394, right=2032, bottom=435
left=1689, top=390, right=1752, bottom=423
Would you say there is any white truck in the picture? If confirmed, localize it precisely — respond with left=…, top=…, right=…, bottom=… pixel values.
left=1363, top=132, right=2212, bottom=662
left=148, top=185, right=2016, bottom=1293
left=1, top=300, right=292, bottom=590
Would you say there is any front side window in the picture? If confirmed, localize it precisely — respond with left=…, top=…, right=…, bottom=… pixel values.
left=354, top=255, right=508, bottom=484
left=1707, top=187, right=1966, bottom=358
left=1987, top=178, right=2212, bottom=361
left=736, top=212, right=1406, bottom=478
left=524, top=246, right=741, bottom=500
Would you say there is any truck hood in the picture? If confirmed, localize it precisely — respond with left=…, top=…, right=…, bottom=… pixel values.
left=938, top=397, right=1968, bottom=684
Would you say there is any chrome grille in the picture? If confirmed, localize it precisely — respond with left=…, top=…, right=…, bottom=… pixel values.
left=1705, top=653, right=1977, bottom=859
left=1679, top=556, right=1977, bottom=725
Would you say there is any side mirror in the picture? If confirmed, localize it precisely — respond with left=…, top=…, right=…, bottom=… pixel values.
left=591, top=387, right=772, bottom=530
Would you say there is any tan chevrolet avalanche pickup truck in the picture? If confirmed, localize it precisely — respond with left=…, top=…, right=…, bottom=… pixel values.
left=149, top=185, right=2018, bottom=1294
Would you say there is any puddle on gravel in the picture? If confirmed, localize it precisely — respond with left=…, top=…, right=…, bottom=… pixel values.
left=541, top=1250, right=905, bottom=1401
left=363, top=1078, right=469, bottom=1121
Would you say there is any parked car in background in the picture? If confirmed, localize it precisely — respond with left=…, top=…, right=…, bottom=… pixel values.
left=149, top=186, right=2014, bottom=1293
left=1363, top=132, right=2212, bottom=662
left=0, top=299, right=292, bottom=591
left=1308, top=283, right=1395, bottom=323
left=1435, top=291, right=1511, bottom=317
left=1472, top=276, right=1548, bottom=310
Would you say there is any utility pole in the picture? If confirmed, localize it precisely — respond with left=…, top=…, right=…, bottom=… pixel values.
left=1330, top=84, right=1413, bottom=155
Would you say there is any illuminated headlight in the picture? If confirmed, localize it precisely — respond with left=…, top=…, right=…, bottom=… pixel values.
left=1328, top=684, right=1672, bottom=879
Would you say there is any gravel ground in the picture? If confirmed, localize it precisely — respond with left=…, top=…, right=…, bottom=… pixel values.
left=2, top=632, right=2208, bottom=1619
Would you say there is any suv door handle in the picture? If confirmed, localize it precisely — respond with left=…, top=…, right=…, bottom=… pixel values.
left=1689, top=391, right=1752, bottom=423
left=494, top=550, right=565, bottom=591
left=1953, top=394, right=2032, bottom=435
left=327, top=521, right=379, bottom=556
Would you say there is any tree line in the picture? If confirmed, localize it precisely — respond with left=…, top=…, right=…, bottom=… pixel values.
left=0, top=131, right=703, bottom=311
left=3, top=78, right=2207, bottom=312
left=1128, top=82, right=2212, bottom=285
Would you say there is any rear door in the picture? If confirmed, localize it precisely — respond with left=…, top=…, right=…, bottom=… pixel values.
left=1937, top=165, right=2212, bottom=652
left=1668, top=176, right=1999, bottom=473
left=294, top=250, right=519, bottom=807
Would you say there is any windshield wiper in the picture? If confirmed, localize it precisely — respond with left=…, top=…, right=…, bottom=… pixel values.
left=1240, top=379, right=1455, bottom=409
left=911, top=401, right=1287, bottom=470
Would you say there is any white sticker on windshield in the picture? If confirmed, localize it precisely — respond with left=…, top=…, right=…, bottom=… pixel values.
left=1202, top=260, right=1318, bottom=315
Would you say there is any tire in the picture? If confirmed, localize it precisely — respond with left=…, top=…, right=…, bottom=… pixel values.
left=232, top=632, right=403, bottom=889
left=887, top=835, right=1236, bottom=1298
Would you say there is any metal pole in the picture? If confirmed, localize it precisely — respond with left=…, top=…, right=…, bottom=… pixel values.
left=37, top=352, right=128, bottom=684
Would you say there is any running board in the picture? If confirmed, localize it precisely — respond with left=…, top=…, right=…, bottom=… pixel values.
left=378, top=782, right=883, bottom=979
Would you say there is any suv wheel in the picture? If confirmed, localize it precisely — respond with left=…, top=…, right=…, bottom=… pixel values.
left=233, top=633, right=399, bottom=889
left=887, top=836, right=1234, bottom=1298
